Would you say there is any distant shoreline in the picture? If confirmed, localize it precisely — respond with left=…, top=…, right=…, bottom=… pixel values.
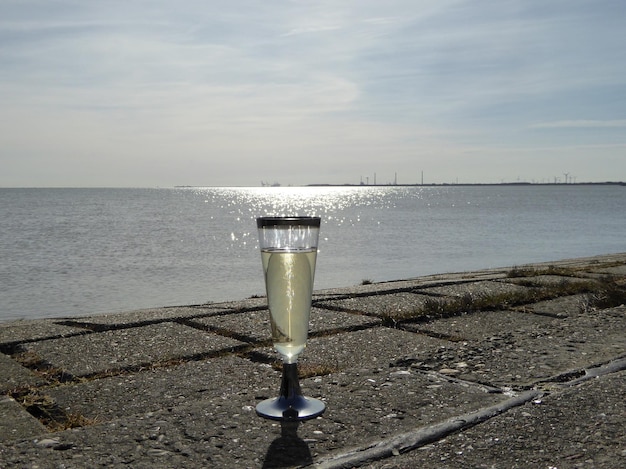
left=306, top=181, right=626, bottom=187
left=169, top=181, right=626, bottom=189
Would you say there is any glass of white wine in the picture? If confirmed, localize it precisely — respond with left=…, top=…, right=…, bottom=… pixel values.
left=255, top=216, right=326, bottom=421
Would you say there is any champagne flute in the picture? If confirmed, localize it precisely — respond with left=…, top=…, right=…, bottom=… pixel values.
left=255, top=216, right=326, bottom=421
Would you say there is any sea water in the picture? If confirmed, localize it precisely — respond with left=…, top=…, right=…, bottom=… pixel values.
left=1, top=185, right=624, bottom=322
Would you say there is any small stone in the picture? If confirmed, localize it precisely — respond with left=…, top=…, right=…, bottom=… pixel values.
left=147, top=449, right=172, bottom=456
left=35, top=438, right=61, bottom=448
left=439, top=368, right=461, bottom=376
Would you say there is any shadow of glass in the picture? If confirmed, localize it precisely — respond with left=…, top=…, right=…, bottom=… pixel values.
left=262, top=421, right=313, bottom=468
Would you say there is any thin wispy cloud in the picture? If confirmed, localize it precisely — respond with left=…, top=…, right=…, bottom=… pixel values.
left=1, top=0, right=625, bottom=186
left=282, top=24, right=342, bottom=37
left=531, top=120, right=626, bottom=129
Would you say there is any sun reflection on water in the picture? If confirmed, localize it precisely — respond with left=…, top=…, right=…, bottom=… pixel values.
left=191, top=185, right=409, bottom=216
left=181, top=185, right=422, bottom=254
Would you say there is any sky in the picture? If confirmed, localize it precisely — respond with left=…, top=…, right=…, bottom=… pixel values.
left=1, top=0, right=625, bottom=187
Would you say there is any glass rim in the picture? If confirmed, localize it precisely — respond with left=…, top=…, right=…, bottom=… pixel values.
left=256, top=216, right=321, bottom=228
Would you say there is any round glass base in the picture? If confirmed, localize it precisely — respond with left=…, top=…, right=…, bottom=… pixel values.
left=256, top=395, right=326, bottom=421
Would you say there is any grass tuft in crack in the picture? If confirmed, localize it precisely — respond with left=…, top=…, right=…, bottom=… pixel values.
left=11, top=388, right=99, bottom=431
left=583, top=275, right=626, bottom=310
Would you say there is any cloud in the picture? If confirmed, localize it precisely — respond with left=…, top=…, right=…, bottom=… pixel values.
left=281, top=24, right=342, bottom=37
left=530, top=120, right=626, bottom=129
left=1, top=0, right=625, bottom=186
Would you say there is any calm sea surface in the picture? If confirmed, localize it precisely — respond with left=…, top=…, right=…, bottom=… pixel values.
left=1, top=185, right=624, bottom=322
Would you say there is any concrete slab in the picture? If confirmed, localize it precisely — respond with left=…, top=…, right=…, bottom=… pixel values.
left=589, top=264, right=626, bottom=277
left=412, top=309, right=559, bottom=340
left=204, top=297, right=269, bottom=310
left=253, top=327, right=449, bottom=373
left=317, top=282, right=536, bottom=322
left=48, top=355, right=279, bottom=422
left=402, top=307, right=626, bottom=388
left=313, top=277, right=477, bottom=296
left=188, top=307, right=381, bottom=343
left=418, top=279, right=530, bottom=298
left=0, top=254, right=624, bottom=468
left=314, top=271, right=511, bottom=298
left=0, top=320, right=84, bottom=347
left=520, top=294, right=588, bottom=317
left=502, top=274, right=598, bottom=288
left=0, top=396, right=48, bottom=441
left=0, top=352, right=45, bottom=393
left=0, top=367, right=504, bottom=468
left=515, top=253, right=626, bottom=271
left=318, top=292, right=433, bottom=320
left=65, top=306, right=229, bottom=327
left=24, top=322, right=245, bottom=377
left=309, top=367, right=505, bottom=444
left=281, top=368, right=505, bottom=467
left=365, top=370, right=626, bottom=469
left=316, top=282, right=419, bottom=296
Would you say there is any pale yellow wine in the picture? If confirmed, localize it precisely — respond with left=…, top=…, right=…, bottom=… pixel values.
left=261, top=248, right=317, bottom=362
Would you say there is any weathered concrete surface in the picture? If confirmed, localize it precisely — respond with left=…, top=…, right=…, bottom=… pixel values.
left=0, top=396, right=47, bottom=441
left=0, top=353, right=44, bottom=393
left=364, top=370, right=626, bottom=469
left=522, top=294, right=588, bottom=317
left=317, top=292, right=434, bottom=320
left=402, top=305, right=626, bottom=388
left=0, top=253, right=625, bottom=468
left=254, top=327, right=449, bottom=372
left=589, top=264, right=626, bottom=276
left=0, top=319, right=84, bottom=346
left=23, top=322, right=245, bottom=377
left=188, top=307, right=381, bottom=343
left=418, top=279, right=531, bottom=298
left=63, top=305, right=230, bottom=327
left=47, top=355, right=280, bottom=421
